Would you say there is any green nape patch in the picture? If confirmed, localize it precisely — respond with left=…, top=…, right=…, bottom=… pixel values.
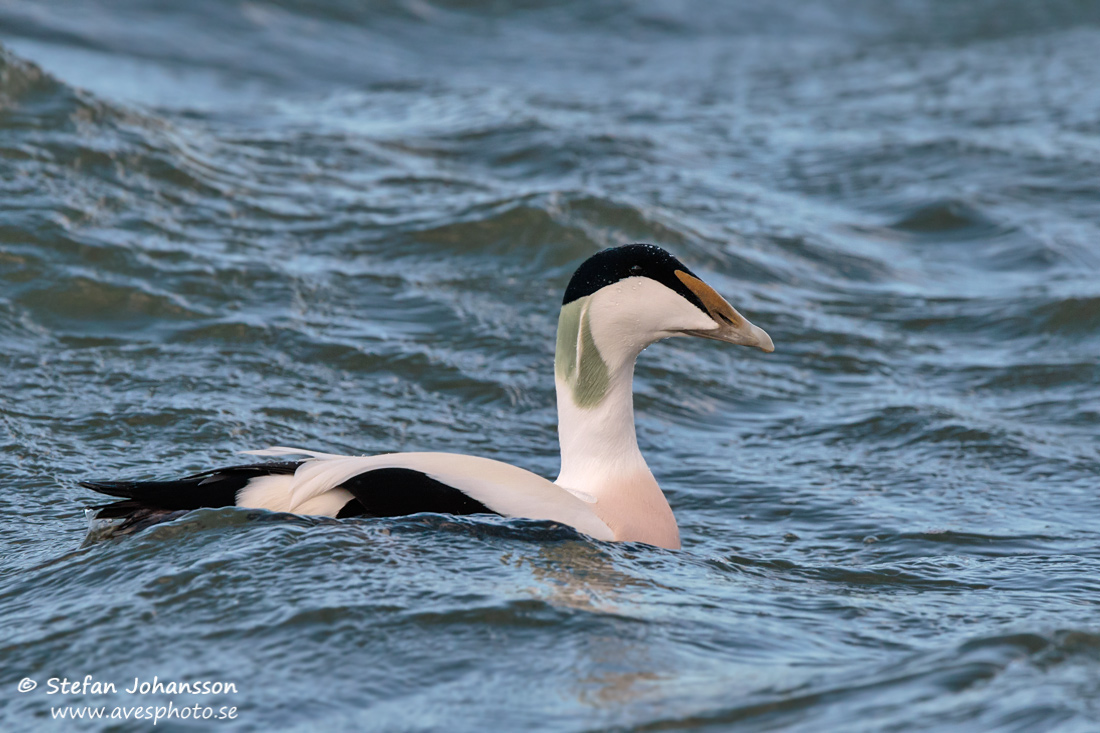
left=554, top=297, right=609, bottom=408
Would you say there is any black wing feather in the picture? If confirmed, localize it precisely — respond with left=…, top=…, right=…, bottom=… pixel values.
left=81, top=461, right=303, bottom=512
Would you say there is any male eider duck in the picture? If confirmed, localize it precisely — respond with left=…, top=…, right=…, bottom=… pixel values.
left=83, top=244, right=774, bottom=549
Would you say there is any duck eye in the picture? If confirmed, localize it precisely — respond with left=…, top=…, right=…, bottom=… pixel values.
left=629, top=265, right=643, bottom=276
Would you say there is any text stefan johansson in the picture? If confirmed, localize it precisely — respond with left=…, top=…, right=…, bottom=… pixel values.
left=45, top=675, right=237, bottom=695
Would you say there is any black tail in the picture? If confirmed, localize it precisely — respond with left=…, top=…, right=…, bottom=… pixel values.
left=81, top=461, right=303, bottom=523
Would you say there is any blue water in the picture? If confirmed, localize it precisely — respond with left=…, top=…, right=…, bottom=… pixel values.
left=2, top=1, right=1100, bottom=730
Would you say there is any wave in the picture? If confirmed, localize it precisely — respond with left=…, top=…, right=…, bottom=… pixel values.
left=634, top=628, right=1100, bottom=732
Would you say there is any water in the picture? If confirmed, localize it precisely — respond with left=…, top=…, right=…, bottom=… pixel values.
left=2, top=1, right=1099, bottom=730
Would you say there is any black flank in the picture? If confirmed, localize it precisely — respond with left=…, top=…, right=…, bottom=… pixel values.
left=336, top=468, right=497, bottom=518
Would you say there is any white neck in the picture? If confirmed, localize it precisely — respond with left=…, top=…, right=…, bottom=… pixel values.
left=552, top=294, right=680, bottom=549
left=555, top=360, right=647, bottom=488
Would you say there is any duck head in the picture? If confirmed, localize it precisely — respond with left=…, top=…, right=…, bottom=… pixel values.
left=555, top=243, right=773, bottom=408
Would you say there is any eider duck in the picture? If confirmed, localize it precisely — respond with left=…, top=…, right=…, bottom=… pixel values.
left=82, top=244, right=774, bottom=549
